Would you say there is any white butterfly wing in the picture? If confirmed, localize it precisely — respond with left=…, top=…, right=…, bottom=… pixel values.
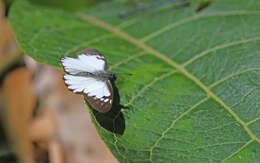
left=61, top=54, right=106, bottom=74
left=61, top=48, right=113, bottom=112
left=64, top=74, right=113, bottom=112
left=64, top=74, right=110, bottom=98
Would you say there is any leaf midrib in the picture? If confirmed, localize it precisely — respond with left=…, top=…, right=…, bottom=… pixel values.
left=78, top=12, right=260, bottom=162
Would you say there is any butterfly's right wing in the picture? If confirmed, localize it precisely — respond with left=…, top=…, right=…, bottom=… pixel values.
left=64, top=74, right=113, bottom=112
left=61, top=48, right=108, bottom=74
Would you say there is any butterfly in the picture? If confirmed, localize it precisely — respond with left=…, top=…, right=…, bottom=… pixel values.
left=61, top=48, right=117, bottom=113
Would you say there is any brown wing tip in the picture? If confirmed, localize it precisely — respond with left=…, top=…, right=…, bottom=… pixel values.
left=84, top=95, right=112, bottom=113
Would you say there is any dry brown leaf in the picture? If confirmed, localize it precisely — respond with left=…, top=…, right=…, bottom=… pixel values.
left=29, top=110, right=55, bottom=144
left=2, top=67, right=36, bottom=163
left=49, top=139, right=64, bottom=163
left=53, top=72, right=118, bottom=163
left=29, top=108, right=56, bottom=163
left=35, top=67, right=117, bottom=163
left=0, top=0, right=21, bottom=76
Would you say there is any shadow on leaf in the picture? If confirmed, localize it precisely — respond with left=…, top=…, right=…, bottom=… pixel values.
left=86, top=80, right=125, bottom=135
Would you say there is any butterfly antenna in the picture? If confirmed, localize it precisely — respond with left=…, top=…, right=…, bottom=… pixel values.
left=114, top=72, right=133, bottom=76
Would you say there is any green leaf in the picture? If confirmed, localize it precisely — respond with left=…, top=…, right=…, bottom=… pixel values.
left=9, top=0, right=260, bottom=162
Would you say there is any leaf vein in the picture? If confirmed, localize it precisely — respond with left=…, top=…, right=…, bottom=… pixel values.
left=183, top=36, right=260, bottom=66
left=63, top=34, right=113, bottom=56
left=109, top=51, right=147, bottom=70
left=80, top=16, right=260, bottom=161
left=220, top=139, right=254, bottom=162
left=149, top=97, right=210, bottom=162
left=140, top=11, right=260, bottom=42
left=246, top=117, right=260, bottom=126
left=191, top=141, right=247, bottom=151
left=209, top=67, right=260, bottom=89
left=29, top=25, right=89, bottom=44
left=125, top=70, right=177, bottom=106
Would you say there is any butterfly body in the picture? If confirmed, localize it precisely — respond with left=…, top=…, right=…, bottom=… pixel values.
left=73, top=71, right=116, bottom=82
left=61, top=48, right=116, bottom=113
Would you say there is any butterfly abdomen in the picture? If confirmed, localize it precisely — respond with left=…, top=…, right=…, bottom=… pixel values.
left=94, top=71, right=117, bottom=81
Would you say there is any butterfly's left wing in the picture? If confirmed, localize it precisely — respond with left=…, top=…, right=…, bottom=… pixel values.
left=84, top=80, right=113, bottom=113
left=64, top=74, right=113, bottom=112
left=61, top=48, right=109, bottom=75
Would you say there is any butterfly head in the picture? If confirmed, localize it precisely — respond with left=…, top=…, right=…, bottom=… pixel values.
left=110, top=73, right=117, bottom=81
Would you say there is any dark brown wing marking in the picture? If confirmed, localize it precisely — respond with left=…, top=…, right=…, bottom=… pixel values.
left=84, top=80, right=113, bottom=113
